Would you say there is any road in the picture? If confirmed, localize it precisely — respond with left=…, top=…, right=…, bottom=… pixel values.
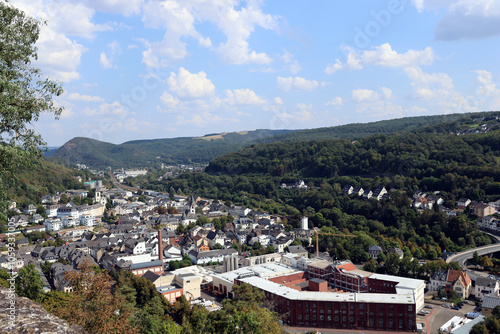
left=108, top=171, right=142, bottom=192
left=446, top=232, right=500, bottom=281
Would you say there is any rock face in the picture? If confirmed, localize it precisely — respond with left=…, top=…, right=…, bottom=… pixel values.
left=0, top=287, right=87, bottom=334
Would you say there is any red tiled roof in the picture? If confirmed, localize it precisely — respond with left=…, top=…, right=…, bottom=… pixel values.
left=336, top=262, right=357, bottom=272
left=447, top=269, right=471, bottom=287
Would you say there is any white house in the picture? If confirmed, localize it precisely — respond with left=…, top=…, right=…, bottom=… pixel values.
left=124, top=238, right=146, bottom=255
left=44, top=218, right=63, bottom=232
left=475, top=277, right=500, bottom=301
left=57, top=206, right=79, bottom=219
left=80, top=215, right=97, bottom=227
left=45, top=205, right=60, bottom=217
left=188, top=248, right=238, bottom=265
left=63, top=217, right=79, bottom=228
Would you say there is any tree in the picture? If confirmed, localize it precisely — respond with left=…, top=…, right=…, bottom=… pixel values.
left=472, top=251, right=480, bottom=268
left=15, top=263, right=43, bottom=302
left=470, top=323, right=488, bottom=334
left=480, top=256, right=494, bottom=269
left=0, top=1, right=63, bottom=220
left=53, top=261, right=139, bottom=334
left=363, top=258, right=378, bottom=273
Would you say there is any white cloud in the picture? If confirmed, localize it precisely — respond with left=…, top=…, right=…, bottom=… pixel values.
left=166, top=67, right=215, bottom=99
left=10, top=1, right=111, bottom=82
left=224, top=89, right=267, bottom=106
left=100, top=41, right=121, bottom=68
left=159, top=92, right=181, bottom=111
left=352, top=89, right=380, bottom=102
left=277, top=76, right=319, bottom=92
left=100, top=53, right=114, bottom=69
left=82, top=0, right=144, bottom=16
left=325, top=97, right=343, bottom=107
left=411, top=0, right=500, bottom=40
left=404, top=67, right=470, bottom=113
left=141, top=0, right=279, bottom=67
left=405, top=67, right=454, bottom=91
left=472, top=70, right=500, bottom=109
left=325, top=43, right=435, bottom=74
left=66, top=92, right=105, bottom=102
left=352, top=87, right=419, bottom=118
left=380, top=87, right=393, bottom=99
left=84, top=101, right=127, bottom=116
left=281, top=50, right=302, bottom=74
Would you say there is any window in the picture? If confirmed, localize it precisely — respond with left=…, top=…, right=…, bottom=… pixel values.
left=359, top=304, right=364, bottom=310
left=312, top=302, right=316, bottom=308
left=313, top=315, right=316, bottom=321
left=408, top=306, right=413, bottom=311
left=350, top=304, right=354, bottom=309
left=305, top=315, right=309, bottom=320
left=298, top=314, right=302, bottom=320
left=320, top=315, right=324, bottom=321
left=327, top=315, right=332, bottom=321
left=298, top=302, right=302, bottom=307
left=379, top=319, right=384, bottom=327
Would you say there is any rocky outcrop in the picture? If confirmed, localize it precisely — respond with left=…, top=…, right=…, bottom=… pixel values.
left=0, top=287, right=87, bottom=334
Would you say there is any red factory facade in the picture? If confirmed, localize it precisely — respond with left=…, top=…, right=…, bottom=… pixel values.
left=235, top=276, right=417, bottom=332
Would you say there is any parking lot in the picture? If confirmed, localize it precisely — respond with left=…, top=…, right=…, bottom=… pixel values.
left=418, top=300, right=477, bottom=334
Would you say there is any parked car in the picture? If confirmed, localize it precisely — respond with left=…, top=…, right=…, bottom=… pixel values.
left=425, top=305, right=434, bottom=309
left=442, top=304, right=451, bottom=308
left=451, top=306, right=460, bottom=310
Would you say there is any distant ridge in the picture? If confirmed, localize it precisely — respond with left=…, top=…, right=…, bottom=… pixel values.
left=50, top=112, right=497, bottom=169
left=50, top=129, right=293, bottom=169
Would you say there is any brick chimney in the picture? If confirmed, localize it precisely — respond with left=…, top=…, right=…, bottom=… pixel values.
left=158, top=229, right=163, bottom=265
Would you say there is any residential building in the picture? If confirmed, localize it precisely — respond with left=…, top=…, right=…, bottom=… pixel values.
left=475, top=277, right=499, bottom=301
left=368, top=245, right=383, bottom=259
left=471, top=203, right=496, bottom=218
left=44, top=218, right=63, bottom=232
left=428, top=269, right=472, bottom=299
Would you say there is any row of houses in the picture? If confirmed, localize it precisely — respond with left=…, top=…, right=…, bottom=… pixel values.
left=342, top=185, right=389, bottom=201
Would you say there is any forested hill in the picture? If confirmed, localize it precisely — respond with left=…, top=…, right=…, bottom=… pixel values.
left=260, top=113, right=476, bottom=143
left=51, top=112, right=499, bottom=169
left=50, top=129, right=293, bottom=169
left=5, top=159, right=94, bottom=209
left=206, top=127, right=500, bottom=198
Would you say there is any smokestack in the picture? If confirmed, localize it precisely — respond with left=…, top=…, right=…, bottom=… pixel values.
left=158, top=229, right=164, bottom=272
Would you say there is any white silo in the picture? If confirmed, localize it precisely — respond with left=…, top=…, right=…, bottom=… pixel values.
left=301, top=216, right=309, bottom=230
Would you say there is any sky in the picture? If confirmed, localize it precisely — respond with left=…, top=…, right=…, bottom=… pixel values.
left=10, top=0, right=500, bottom=146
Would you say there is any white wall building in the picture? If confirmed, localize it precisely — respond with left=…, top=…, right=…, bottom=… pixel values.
left=44, top=218, right=63, bottom=232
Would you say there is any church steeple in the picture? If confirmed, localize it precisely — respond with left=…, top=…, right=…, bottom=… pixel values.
left=189, top=195, right=196, bottom=214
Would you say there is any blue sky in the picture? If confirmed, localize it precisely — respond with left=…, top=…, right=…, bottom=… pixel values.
left=11, top=0, right=500, bottom=145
